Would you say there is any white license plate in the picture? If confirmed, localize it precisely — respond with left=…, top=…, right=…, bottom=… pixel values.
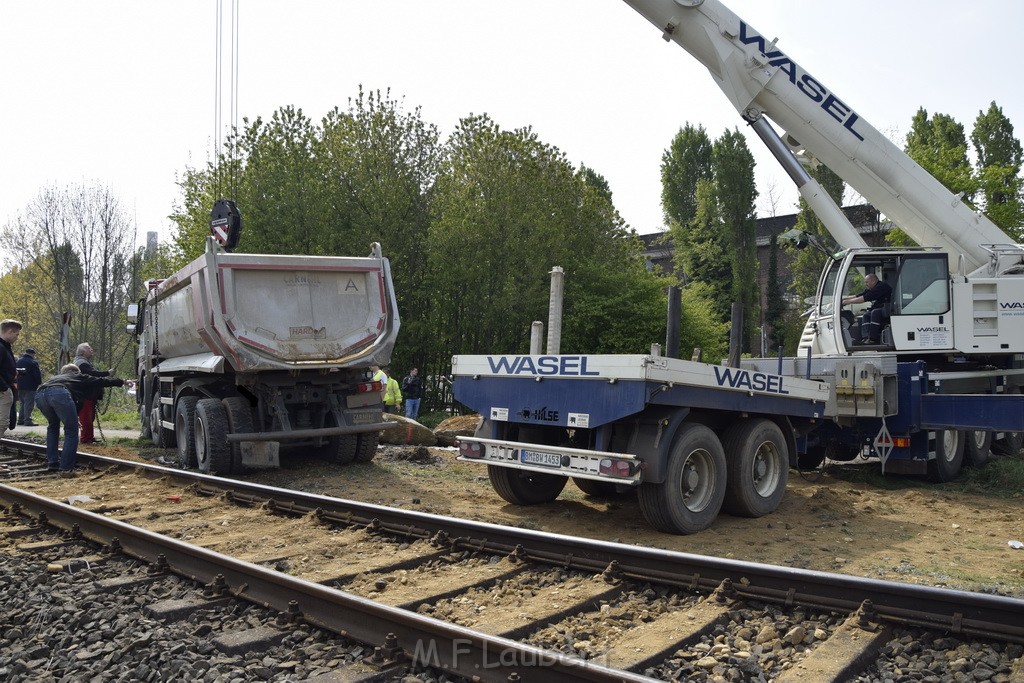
left=520, top=449, right=561, bottom=468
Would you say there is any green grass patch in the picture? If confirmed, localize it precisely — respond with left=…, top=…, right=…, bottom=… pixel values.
left=823, top=455, right=1024, bottom=499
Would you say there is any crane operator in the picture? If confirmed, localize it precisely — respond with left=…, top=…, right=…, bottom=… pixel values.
left=841, top=273, right=892, bottom=345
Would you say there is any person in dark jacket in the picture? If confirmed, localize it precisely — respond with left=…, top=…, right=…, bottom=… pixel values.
left=16, top=348, right=42, bottom=425
left=0, top=319, right=22, bottom=439
left=401, top=367, right=423, bottom=420
left=36, top=364, right=125, bottom=475
left=73, top=342, right=109, bottom=444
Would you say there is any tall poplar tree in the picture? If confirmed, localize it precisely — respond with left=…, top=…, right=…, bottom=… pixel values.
left=972, top=102, right=1024, bottom=238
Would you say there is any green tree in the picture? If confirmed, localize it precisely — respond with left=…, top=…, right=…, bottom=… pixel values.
left=972, top=102, right=1024, bottom=238
left=764, top=231, right=787, bottom=353
left=679, top=177, right=732, bottom=318
left=661, top=124, right=713, bottom=228
left=904, top=107, right=976, bottom=205
left=427, top=114, right=658, bottom=392
left=713, top=128, right=758, bottom=352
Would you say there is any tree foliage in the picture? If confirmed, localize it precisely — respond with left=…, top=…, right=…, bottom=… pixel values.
left=0, top=184, right=142, bottom=377
left=972, top=102, right=1024, bottom=238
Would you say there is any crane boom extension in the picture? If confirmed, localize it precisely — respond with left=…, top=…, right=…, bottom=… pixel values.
left=621, top=0, right=1016, bottom=272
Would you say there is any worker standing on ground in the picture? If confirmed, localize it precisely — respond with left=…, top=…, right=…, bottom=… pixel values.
left=383, top=365, right=403, bottom=414
left=73, top=342, right=110, bottom=444
left=402, top=367, right=422, bottom=420
left=15, top=348, right=41, bottom=425
left=35, top=364, right=125, bottom=476
left=0, top=320, right=23, bottom=439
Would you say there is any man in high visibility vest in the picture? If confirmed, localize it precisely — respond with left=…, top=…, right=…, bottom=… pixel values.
left=382, top=365, right=403, bottom=414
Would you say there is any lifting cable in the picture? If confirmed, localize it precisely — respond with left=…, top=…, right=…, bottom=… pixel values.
left=213, top=0, right=241, bottom=200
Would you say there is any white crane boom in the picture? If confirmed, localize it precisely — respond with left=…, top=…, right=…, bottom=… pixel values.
left=621, top=0, right=1017, bottom=272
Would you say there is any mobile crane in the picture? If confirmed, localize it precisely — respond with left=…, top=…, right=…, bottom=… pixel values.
left=452, top=0, right=1024, bottom=534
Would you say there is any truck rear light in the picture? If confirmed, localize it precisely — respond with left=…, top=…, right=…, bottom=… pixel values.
left=892, top=437, right=910, bottom=448
left=599, top=458, right=634, bottom=478
left=459, top=441, right=484, bottom=459
left=357, top=381, right=384, bottom=394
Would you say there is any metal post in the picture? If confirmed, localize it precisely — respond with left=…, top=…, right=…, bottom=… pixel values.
left=530, top=322, right=544, bottom=355
left=665, top=285, right=681, bottom=359
left=546, top=266, right=564, bottom=355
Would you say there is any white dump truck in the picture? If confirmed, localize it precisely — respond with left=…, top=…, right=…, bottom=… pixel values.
left=127, top=236, right=399, bottom=475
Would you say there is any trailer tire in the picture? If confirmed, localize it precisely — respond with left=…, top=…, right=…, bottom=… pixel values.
left=174, top=396, right=199, bottom=468
left=721, top=419, right=788, bottom=518
left=488, top=465, right=567, bottom=505
left=353, top=431, right=379, bottom=463
left=196, top=398, right=232, bottom=475
left=573, top=477, right=625, bottom=498
left=927, top=429, right=964, bottom=483
left=638, top=423, right=726, bottom=535
left=223, top=397, right=255, bottom=474
left=965, top=430, right=992, bottom=467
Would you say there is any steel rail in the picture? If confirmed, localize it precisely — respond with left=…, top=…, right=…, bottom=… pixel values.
left=5, top=437, right=1024, bottom=645
left=0, top=482, right=655, bottom=683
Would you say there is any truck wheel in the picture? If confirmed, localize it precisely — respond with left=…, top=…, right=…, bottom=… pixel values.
left=993, top=431, right=1023, bottom=457
left=353, top=431, right=379, bottom=463
left=223, top=397, right=255, bottom=474
left=195, top=398, right=232, bottom=475
left=994, top=387, right=1023, bottom=456
left=139, top=378, right=152, bottom=440
left=174, top=396, right=199, bottom=468
left=151, top=389, right=175, bottom=448
left=488, top=465, right=567, bottom=505
left=965, top=430, right=992, bottom=467
left=638, top=423, right=726, bottom=535
left=927, top=429, right=964, bottom=482
left=721, top=419, right=788, bottom=518
left=573, top=477, right=622, bottom=498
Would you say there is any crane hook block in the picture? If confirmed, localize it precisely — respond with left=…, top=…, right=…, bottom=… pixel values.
left=210, top=199, right=243, bottom=252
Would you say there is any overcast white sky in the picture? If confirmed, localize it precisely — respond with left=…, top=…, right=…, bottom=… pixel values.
left=1, top=0, right=1022, bottom=249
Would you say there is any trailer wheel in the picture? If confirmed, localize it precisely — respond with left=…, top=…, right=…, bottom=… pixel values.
left=721, top=419, right=788, bottom=518
left=195, top=399, right=232, bottom=475
left=927, top=429, right=964, bottom=482
left=573, top=477, right=623, bottom=498
left=223, top=397, right=255, bottom=474
left=353, top=431, right=379, bottom=463
left=174, top=396, right=199, bottom=468
left=638, top=423, right=726, bottom=535
left=488, top=465, right=567, bottom=505
left=965, top=430, right=992, bottom=467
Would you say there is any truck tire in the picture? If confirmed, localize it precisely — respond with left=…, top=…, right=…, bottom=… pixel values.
left=321, top=410, right=358, bottom=465
left=638, top=423, right=726, bottom=535
left=573, top=477, right=622, bottom=498
left=488, top=465, right=567, bottom=505
left=174, top=396, right=199, bottom=468
left=353, top=431, right=379, bottom=463
left=993, top=431, right=1023, bottom=457
left=139, top=377, right=152, bottom=440
left=927, top=429, right=964, bottom=483
left=196, top=398, right=232, bottom=475
left=222, top=397, right=255, bottom=474
left=993, top=387, right=1023, bottom=456
left=151, top=389, right=175, bottom=448
left=721, top=419, right=788, bottom=518
left=965, top=430, right=992, bottom=467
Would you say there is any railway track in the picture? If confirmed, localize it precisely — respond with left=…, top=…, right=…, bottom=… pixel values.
left=2, top=438, right=1023, bottom=682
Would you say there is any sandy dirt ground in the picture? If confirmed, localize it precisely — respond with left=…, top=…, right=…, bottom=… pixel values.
left=78, top=433, right=1024, bottom=599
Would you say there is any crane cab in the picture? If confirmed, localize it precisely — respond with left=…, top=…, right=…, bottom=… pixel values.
left=800, top=248, right=953, bottom=356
